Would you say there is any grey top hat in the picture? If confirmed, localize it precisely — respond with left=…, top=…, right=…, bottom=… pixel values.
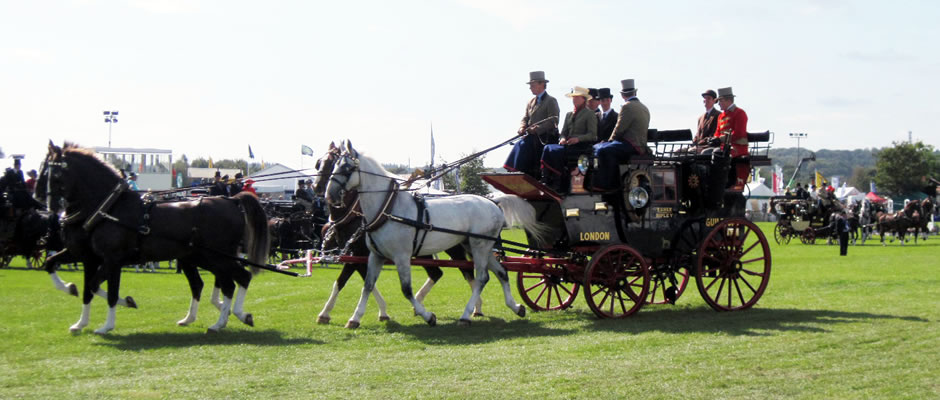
left=527, top=71, right=549, bottom=84
left=717, top=87, right=735, bottom=99
left=620, top=79, right=636, bottom=94
left=597, top=88, right=614, bottom=99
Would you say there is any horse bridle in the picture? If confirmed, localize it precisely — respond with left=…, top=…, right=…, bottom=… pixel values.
left=328, top=152, right=360, bottom=201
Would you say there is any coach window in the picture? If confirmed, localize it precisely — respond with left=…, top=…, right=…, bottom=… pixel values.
left=652, top=170, right=677, bottom=203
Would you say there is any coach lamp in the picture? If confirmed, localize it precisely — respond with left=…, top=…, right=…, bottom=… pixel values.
left=628, top=186, right=649, bottom=209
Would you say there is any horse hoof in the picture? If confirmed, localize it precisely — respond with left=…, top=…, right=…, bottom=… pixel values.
left=379, top=316, right=390, bottom=322
left=93, top=328, right=112, bottom=335
left=458, top=319, right=471, bottom=327
left=427, top=313, right=437, bottom=327
left=516, top=305, right=526, bottom=318
left=67, top=284, right=78, bottom=297
left=206, top=328, right=219, bottom=334
left=413, top=309, right=420, bottom=316
left=473, top=312, right=485, bottom=318
left=177, top=320, right=192, bottom=326
left=317, top=316, right=331, bottom=325
left=242, top=313, right=254, bottom=327
left=126, top=297, right=138, bottom=309
left=345, top=321, right=360, bottom=329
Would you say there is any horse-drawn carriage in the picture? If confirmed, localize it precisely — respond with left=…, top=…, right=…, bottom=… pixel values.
left=769, top=195, right=840, bottom=245
left=263, top=199, right=328, bottom=262
left=313, top=129, right=774, bottom=323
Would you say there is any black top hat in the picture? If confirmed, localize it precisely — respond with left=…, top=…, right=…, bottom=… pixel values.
left=701, top=89, right=717, bottom=99
left=235, top=172, right=243, bottom=179
left=597, top=88, right=614, bottom=99
left=298, top=179, right=306, bottom=185
left=129, top=172, right=137, bottom=178
left=587, top=88, right=599, bottom=99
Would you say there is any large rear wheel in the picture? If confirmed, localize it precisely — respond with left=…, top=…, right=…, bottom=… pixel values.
left=583, top=244, right=649, bottom=318
left=800, top=228, right=816, bottom=245
left=516, top=269, right=580, bottom=311
left=695, top=218, right=771, bottom=311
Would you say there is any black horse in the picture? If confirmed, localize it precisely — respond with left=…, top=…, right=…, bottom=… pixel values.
left=35, top=142, right=270, bottom=334
left=0, top=209, right=64, bottom=268
left=310, top=142, right=478, bottom=325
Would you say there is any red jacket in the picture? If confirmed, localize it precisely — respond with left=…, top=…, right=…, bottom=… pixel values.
left=713, top=106, right=748, bottom=157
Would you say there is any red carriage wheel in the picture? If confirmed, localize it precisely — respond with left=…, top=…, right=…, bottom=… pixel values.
left=695, top=218, right=771, bottom=312
left=647, top=264, right=689, bottom=305
left=583, top=244, right=649, bottom=318
left=800, top=228, right=815, bottom=245
left=516, top=269, right=580, bottom=311
left=32, top=250, right=48, bottom=270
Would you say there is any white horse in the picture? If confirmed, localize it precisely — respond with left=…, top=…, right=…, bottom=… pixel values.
left=325, top=140, right=551, bottom=328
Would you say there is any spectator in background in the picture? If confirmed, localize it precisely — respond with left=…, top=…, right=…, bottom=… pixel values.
left=127, top=172, right=140, bottom=191
left=242, top=179, right=257, bottom=195
left=229, top=172, right=244, bottom=195
left=24, top=170, right=38, bottom=194
left=209, top=171, right=227, bottom=196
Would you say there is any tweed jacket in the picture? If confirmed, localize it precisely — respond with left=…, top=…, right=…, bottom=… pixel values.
left=560, top=107, right=598, bottom=144
left=609, top=98, right=651, bottom=152
left=597, top=108, right=618, bottom=140
left=519, top=92, right=560, bottom=141
left=696, top=107, right=720, bottom=143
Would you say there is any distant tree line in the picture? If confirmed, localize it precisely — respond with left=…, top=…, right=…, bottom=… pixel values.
left=761, top=142, right=939, bottom=197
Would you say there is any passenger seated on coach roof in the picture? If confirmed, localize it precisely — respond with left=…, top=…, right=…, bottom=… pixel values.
left=539, top=86, right=598, bottom=193
left=503, top=71, right=560, bottom=179
left=699, top=86, right=749, bottom=188
left=591, top=79, right=651, bottom=192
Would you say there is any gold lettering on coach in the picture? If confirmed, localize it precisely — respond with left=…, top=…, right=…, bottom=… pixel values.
left=706, top=218, right=722, bottom=227
left=579, top=231, right=611, bottom=241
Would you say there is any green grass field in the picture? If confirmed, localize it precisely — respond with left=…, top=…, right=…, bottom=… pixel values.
left=1, top=223, right=938, bottom=399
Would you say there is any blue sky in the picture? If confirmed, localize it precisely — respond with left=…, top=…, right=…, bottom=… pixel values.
left=2, top=0, right=938, bottom=172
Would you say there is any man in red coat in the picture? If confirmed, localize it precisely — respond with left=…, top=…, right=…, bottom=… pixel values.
left=712, top=87, right=749, bottom=189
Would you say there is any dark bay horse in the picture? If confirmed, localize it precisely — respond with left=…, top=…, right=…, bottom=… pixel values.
left=876, top=201, right=919, bottom=246
left=311, top=143, right=479, bottom=325
left=35, top=142, right=269, bottom=334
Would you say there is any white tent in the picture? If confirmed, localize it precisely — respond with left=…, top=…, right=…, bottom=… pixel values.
left=249, top=163, right=303, bottom=195
left=746, top=181, right=774, bottom=198
left=835, top=186, right=865, bottom=203
left=745, top=182, right=775, bottom=221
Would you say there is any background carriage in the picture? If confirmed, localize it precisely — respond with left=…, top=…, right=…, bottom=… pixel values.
left=769, top=195, right=841, bottom=245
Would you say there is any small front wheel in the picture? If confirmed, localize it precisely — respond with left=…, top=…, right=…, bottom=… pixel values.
left=516, top=269, right=580, bottom=311
left=583, top=244, right=649, bottom=318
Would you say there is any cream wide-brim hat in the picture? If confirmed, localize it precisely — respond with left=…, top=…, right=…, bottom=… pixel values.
left=565, top=86, right=593, bottom=100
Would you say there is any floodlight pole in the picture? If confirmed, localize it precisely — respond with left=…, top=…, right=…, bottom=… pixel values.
left=103, top=110, right=119, bottom=148
left=788, top=132, right=808, bottom=187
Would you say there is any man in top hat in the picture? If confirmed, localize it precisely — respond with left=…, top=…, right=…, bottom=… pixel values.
left=539, top=86, right=598, bottom=193
left=596, top=88, right=618, bottom=140
left=591, top=79, right=650, bottom=191
left=504, top=71, right=560, bottom=178
left=294, top=179, right=314, bottom=212
left=209, top=170, right=226, bottom=196
left=709, top=86, right=749, bottom=188
left=587, top=88, right=601, bottom=114
left=694, top=89, right=721, bottom=146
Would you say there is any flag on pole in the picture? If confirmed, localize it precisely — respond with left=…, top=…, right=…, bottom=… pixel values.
left=248, top=145, right=255, bottom=159
left=301, top=145, right=314, bottom=156
left=430, top=123, right=435, bottom=169
left=208, top=157, right=213, bottom=169
left=815, top=170, right=825, bottom=187
left=870, top=180, right=876, bottom=193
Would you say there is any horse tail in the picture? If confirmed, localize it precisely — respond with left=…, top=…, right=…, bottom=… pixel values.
left=236, top=192, right=271, bottom=275
left=492, top=194, right=552, bottom=247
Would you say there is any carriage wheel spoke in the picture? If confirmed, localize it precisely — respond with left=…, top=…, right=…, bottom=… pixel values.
left=558, top=282, right=574, bottom=297
left=533, top=284, right=548, bottom=304
left=740, top=268, right=765, bottom=277
left=727, top=276, right=734, bottom=307
left=650, top=279, right=660, bottom=302
left=525, top=279, right=547, bottom=292
left=740, top=256, right=765, bottom=265
left=714, top=276, right=727, bottom=301
left=733, top=277, right=747, bottom=306
left=553, top=285, right=565, bottom=308
left=738, top=274, right=758, bottom=294
left=618, top=290, right=629, bottom=314
left=740, top=240, right=760, bottom=258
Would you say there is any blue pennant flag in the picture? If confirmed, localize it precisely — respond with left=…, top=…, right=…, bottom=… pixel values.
left=248, top=145, right=255, bottom=159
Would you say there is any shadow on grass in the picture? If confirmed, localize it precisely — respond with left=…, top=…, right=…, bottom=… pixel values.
left=93, top=329, right=322, bottom=351
left=381, top=316, right=576, bottom=345
left=586, top=306, right=929, bottom=336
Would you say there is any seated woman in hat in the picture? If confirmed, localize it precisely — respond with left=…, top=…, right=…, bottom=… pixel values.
left=539, top=86, right=597, bottom=193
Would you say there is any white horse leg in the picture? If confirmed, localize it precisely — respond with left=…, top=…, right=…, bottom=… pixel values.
left=177, top=298, right=199, bottom=326
left=373, top=287, right=389, bottom=321
left=414, top=278, right=435, bottom=304
left=395, top=258, right=434, bottom=325
left=469, top=277, right=484, bottom=317
left=70, top=303, right=91, bottom=333
left=50, top=272, right=78, bottom=296
left=94, top=288, right=137, bottom=308
left=207, top=296, right=232, bottom=332
left=459, top=261, right=487, bottom=325
left=317, top=282, right=341, bottom=324
left=210, top=287, right=223, bottom=311
left=231, top=284, right=253, bottom=327
left=489, top=254, right=525, bottom=317
left=93, top=306, right=117, bottom=335
left=347, top=254, right=384, bottom=329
